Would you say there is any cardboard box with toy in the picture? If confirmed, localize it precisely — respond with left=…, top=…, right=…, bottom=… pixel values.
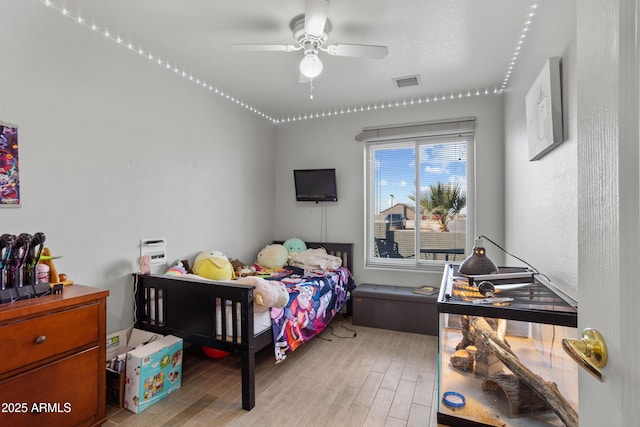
left=123, top=333, right=183, bottom=413
left=105, top=328, right=183, bottom=413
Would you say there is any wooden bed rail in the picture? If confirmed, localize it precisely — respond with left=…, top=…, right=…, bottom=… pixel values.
left=133, top=274, right=255, bottom=348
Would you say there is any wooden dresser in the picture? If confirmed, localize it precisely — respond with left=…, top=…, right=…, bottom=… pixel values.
left=0, top=285, right=109, bottom=427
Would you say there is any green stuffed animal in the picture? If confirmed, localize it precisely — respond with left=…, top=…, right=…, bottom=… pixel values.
left=283, top=238, right=307, bottom=254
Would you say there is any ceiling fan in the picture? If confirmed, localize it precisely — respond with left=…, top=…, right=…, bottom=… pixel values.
left=232, top=0, right=389, bottom=82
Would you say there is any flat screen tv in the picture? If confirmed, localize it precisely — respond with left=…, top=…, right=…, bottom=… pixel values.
left=293, top=168, right=338, bottom=202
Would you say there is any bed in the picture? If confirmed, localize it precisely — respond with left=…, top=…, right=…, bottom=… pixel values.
left=132, top=241, right=354, bottom=410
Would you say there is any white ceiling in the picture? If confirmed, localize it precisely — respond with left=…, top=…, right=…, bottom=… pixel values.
left=42, top=0, right=538, bottom=122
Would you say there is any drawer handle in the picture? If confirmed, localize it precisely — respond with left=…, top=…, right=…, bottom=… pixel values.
left=34, top=335, right=46, bottom=345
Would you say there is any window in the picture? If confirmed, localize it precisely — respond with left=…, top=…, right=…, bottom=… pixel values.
left=361, top=119, right=475, bottom=270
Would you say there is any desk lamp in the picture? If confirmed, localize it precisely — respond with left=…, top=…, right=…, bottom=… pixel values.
left=458, top=238, right=499, bottom=275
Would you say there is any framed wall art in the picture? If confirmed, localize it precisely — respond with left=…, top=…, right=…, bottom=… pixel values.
left=525, top=56, right=564, bottom=161
left=0, top=120, right=20, bottom=206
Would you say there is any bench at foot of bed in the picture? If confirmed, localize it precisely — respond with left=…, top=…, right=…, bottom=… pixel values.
left=351, top=283, right=438, bottom=336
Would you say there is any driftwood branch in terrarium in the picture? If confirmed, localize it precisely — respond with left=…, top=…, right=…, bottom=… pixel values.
left=470, top=317, right=579, bottom=427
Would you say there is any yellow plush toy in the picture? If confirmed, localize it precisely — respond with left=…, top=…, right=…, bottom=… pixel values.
left=193, top=250, right=235, bottom=281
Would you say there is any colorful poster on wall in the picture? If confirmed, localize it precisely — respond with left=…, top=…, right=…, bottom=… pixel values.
left=0, top=121, right=19, bottom=206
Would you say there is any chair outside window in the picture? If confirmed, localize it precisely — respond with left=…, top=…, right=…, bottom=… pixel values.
left=375, top=238, right=405, bottom=258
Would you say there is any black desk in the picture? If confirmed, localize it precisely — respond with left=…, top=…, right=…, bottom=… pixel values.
left=420, top=248, right=464, bottom=261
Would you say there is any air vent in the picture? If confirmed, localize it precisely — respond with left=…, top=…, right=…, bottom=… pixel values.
left=393, top=75, right=421, bottom=89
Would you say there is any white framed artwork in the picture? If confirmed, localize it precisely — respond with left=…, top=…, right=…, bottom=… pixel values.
left=525, top=56, right=564, bottom=161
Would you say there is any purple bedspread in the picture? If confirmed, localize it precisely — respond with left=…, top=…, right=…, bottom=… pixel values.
left=269, top=266, right=354, bottom=363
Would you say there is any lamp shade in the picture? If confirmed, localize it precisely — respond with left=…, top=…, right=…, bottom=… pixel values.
left=299, top=53, right=323, bottom=78
left=458, top=238, right=499, bottom=275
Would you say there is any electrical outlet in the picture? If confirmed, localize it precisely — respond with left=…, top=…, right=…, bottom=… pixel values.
left=140, top=238, right=167, bottom=266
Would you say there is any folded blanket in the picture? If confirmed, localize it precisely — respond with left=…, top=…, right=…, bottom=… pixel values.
left=288, top=248, right=342, bottom=273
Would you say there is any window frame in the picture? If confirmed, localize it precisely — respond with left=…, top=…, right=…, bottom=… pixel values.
left=362, top=120, right=475, bottom=272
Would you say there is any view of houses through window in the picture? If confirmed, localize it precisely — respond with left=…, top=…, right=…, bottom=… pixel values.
left=366, top=134, right=472, bottom=268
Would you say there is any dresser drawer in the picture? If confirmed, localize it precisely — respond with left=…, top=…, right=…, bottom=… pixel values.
left=0, top=347, right=101, bottom=427
left=0, top=303, right=99, bottom=375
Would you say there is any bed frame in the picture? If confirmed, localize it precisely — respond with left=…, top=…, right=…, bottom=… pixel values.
left=133, top=241, right=353, bottom=410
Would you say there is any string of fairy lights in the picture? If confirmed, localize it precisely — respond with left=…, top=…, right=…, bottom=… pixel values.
left=501, top=2, right=539, bottom=90
left=40, top=0, right=539, bottom=125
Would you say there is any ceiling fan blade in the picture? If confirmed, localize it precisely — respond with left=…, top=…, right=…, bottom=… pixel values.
left=304, top=0, right=330, bottom=38
left=232, top=44, right=299, bottom=52
left=325, top=44, right=389, bottom=59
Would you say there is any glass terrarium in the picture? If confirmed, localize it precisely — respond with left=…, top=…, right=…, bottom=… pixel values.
left=437, top=264, right=578, bottom=427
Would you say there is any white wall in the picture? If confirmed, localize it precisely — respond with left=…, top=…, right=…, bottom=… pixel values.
left=1, top=1, right=575, bottom=334
left=0, top=2, right=277, bottom=332
left=274, top=95, right=505, bottom=286
left=503, top=1, right=577, bottom=297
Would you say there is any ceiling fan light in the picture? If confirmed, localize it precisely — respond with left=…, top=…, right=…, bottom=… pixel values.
left=299, top=54, right=323, bottom=78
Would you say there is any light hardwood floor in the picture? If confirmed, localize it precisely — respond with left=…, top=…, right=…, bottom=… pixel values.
left=104, top=317, right=440, bottom=427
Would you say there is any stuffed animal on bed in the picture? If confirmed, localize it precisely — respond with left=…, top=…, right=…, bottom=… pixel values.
left=165, top=260, right=188, bottom=276
left=230, top=258, right=256, bottom=277
left=164, top=260, right=211, bottom=281
left=256, top=244, right=289, bottom=269
left=235, top=276, right=289, bottom=312
left=283, top=238, right=307, bottom=254
left=193, top=250, right=235, bottom=281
